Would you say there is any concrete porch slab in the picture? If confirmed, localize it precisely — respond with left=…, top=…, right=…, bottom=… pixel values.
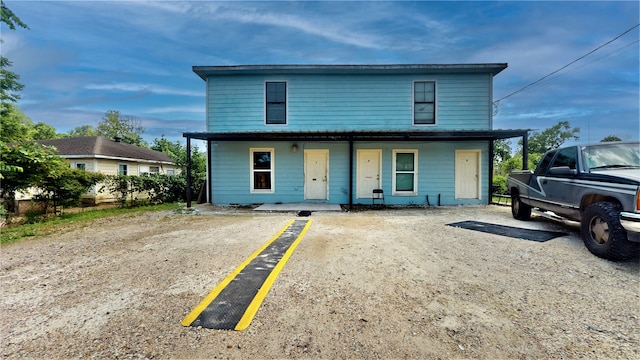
left=254, top=203, right=342, bottom=211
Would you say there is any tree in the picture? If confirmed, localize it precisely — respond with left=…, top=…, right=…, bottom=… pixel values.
left=0, top=0, right=28, bottom=30
left=151, top=136, right=206, bottom=201
left=0, top=142, right=67, bottom=212
left=527, top=121, right=580, bottom=154
left=32, top=122, right=60, bottom=140
left=0, top=0, right=28, bottom=103
left=493, top=139, right=512, bottom=165
left=151, top=136, right=186, bottom=166
left=0, top=57, right=24, bottom=102
left=0, top=103, right=33, bottom=142
left=38, top=168, right=104, bottom=213
left=97, top=110, right=146, bottom=146
left=600, top=135, right=622, bottom=142
left=1, top=105, right=62, bottom=141
left=66, top=125, right=98, bottom=137
left=151, top=136, right=207, bottom=176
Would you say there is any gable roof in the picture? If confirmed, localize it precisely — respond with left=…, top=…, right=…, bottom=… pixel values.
left=193, top=63, right=508, bottom=80
left=37, top=136, right=174, bottom=164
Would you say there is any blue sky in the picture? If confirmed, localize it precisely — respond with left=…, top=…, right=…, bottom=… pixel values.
left=4, top=0, right=639, bottom=147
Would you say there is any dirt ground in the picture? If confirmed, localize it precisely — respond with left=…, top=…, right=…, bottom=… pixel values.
left=1, top=204, right=639, bottom=359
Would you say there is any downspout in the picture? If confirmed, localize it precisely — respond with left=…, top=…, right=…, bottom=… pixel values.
left=186, top=136, right=192, bottom=208
left=349, top=136, right=354, bottom=210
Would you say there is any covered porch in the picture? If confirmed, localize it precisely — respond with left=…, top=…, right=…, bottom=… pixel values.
left=183, top=129, right=530, bottom=208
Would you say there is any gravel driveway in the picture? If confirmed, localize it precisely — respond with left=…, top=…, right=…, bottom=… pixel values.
left=1, top=205, right=638, bottom=359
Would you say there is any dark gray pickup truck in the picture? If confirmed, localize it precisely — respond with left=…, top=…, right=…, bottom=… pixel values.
left=507, top=142, right=640, bottom=260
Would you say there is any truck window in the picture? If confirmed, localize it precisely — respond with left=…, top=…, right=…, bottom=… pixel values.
left=549, top=146, right=578, bottom=170
left=534, top=151, right=556, bottom=176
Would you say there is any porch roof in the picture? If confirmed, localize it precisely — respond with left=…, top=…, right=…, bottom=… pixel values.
left=183, top=129, right=530, bottom=142
left=182, top=129, right=531, bottom=208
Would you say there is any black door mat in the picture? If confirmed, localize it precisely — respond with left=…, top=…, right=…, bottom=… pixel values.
left=447, top=220, right=568, bottom=242
left=181, top=219, right=311, bottom=330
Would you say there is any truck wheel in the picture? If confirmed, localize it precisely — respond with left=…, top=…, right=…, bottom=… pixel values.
left=511, top=193, right=531, bottom=220
left=581, top=202, right=639, bottom=261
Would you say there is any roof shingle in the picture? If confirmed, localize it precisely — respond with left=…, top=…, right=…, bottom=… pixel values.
left=37, top=136, right=174, bottom=163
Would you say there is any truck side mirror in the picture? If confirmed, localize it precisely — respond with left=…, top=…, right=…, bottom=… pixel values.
left=548, top=166, right=577, bottom=176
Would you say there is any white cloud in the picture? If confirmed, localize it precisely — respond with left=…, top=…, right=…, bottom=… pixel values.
left=209, top=6, right=385, bottom=49
left=85, top=83, right=202, bottom=97
left=142, top=105, right=205, bottom=115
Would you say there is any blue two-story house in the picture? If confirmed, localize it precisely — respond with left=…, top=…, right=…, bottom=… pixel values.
left=184, top=64, right=529, bottom=208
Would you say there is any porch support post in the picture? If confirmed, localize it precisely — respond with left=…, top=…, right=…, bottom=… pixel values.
left=522, top=132, right=529, bottom=170
left=489, top=139, right=494, bottom=203
left=349, top=137, right=354, bottom=210
left=186, top=136, right=192, bottom=208
left=206, top=140, right=212, bottom=204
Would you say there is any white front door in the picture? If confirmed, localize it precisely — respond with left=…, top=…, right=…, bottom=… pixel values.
left=304, top=149, right=329, bottom=200
left=455, top=150, right=480, bottom=199
left=357, top=149, right=381, bottom=199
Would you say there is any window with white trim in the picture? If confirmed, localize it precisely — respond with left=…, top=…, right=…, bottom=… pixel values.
left=140, top=165, right=161, bottom=175
left=413, top=81, right=436, bottom=125
left=118, top=164, right=128, bottom=175
left=166, top=169, right=175, bottom=176
left=266, top=81, right=286, bottom=125
left=250, top=148, right=274, bottom=193
left=392, top=149, right=418, bottom=195
left=71, top=162, right=86, bottom=171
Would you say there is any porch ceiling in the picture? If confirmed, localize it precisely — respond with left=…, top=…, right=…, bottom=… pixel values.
left=183, top=129, right=530, bottom=142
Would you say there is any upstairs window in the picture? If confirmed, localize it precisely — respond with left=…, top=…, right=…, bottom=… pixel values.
left=266, top=81, right=286, bottom=125
left=149, top=166, right=160, bottom=174
left=251, top=148, right=274, bottom=193
left=414, top=81, right=436, bottom=125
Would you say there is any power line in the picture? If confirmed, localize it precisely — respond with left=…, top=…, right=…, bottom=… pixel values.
left=494, top=23, right=639, bottom=105
left=517, top=39, right=639, bottom=94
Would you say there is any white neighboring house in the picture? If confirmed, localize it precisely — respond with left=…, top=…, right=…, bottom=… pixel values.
left=16, top=136, right=179, bottom=207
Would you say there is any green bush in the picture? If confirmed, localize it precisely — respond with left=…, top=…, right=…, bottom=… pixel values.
left=101, top=175, right=131, bottom=207
left=492, top=175, right=508, bottom=195
left=24, top=209, right=44, bottom=224
left=102, top=174, right=188, bottom=208
left=36, top=168, right=105, bottom=213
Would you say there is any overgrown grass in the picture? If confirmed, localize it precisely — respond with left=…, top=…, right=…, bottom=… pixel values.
left=0, top=203, right=180, bottom=245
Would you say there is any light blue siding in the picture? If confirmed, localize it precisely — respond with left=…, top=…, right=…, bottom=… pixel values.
left=210, top=141, right=489, bottom=206
left=208, top=74, right=492, bottom=132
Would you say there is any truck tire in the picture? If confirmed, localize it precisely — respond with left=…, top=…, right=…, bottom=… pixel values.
left=581, top=202, right=639, bottom=261
left=511, top=192, right=531, bottom=220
